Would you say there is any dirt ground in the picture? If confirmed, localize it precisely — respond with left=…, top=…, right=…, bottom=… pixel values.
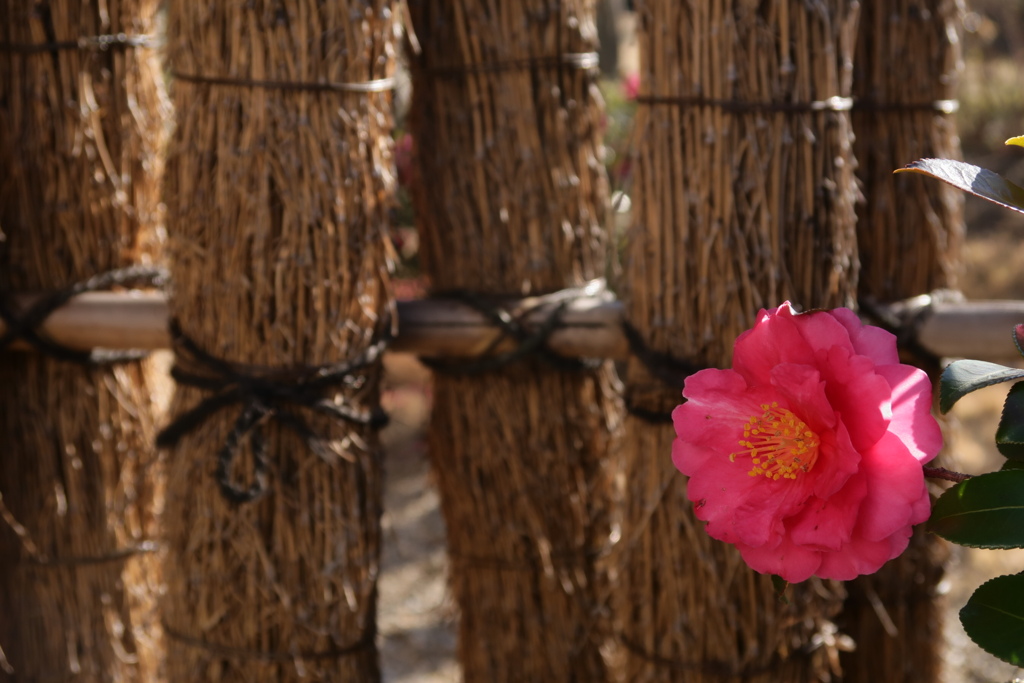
left=378, top=356, right=458, bottom=683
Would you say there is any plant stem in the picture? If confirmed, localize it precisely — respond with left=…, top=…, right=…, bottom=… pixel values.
left=923, top=466, right=973, bottom=483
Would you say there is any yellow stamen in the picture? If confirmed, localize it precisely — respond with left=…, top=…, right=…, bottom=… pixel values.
left=732, top=402, right=820, bottom=481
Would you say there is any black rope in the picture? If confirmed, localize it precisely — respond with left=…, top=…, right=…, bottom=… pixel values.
left=621, top=320, right=705, bottom=423
left=634, top=94, right=853, bottom=113
left=622, top=401, right=676, bottom=425
left=634, top=94, right=959, bottom=115
left=157, top=321, right=390, bottom=504
left=851, top=98, right=959, bottom=114
left=420, top=288, right=602, bottom=375
left=422, top=51, right=599, bottom=77
left=0, top=266, right=168, bottom=365
left=163, top=620, right=374, bottom=662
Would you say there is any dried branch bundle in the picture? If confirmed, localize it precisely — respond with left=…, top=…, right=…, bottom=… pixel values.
left=842, top=1, right=965, bottom=680
left=161, top=1, right=395, bottom=680
left=0, top=0, right=168, bottom=680
left=407, top=0, right=622, bottom=679
left=853, top=0, right=964, bottom=302
left=614, top=1, right=860, bottom=679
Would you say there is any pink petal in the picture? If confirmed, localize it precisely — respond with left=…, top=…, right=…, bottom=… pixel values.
left=887, top=525, right=916, bottom=558
left=875, top=364, right=942, bottom=464
left=829, top=307, right=900, bottom=365
left=671, top=434, right=710, bottom=478
left=786, top=473, right=867, bottom=551
left=907, top=484, right=933, bottom=526
left=808, top=420, right=861, bottom=499
left=736, top=537, right=822, bottom=583
left=730, top=496, right=787, bottom=547
left=815, top=532, right=903, bottom=581
left=818, top=345, right=893, bottom=452
left=786, top=308, right=860, bottom=355
left=732, top=308, right=816, bottom=386
left=673, top=382, right=756, bottom=453
left=681, top=367, right=749, bottom=405
left=674, top=370, right=786, bottom=458
left=855, top=431, right=930, bottom=542
left=768, top=363, right=835, bottom=433
left=684, top=452, right=765, bottom=516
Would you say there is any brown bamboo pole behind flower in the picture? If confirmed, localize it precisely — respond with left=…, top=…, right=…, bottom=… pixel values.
left=406, top=1, right=621, bottom=680
left=0, top=1, right=168, bottom=681
left=160, top=2, right=395, bottom=681
left=613, top=1, right=860, bottom=680
left=842, top=2, right=964, bottom=681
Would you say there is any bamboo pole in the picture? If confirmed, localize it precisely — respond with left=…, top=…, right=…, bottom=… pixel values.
left=0, top=0, right=168, bottom=680
left=2, top=291, right=1023, bottom=361
left=843, top=1, right=965, bottom=680
left=406, top=1, right=622, bottom=679
left=612, top=1, right=860, bottom=680
left=159, top=2, right=396, bottom=680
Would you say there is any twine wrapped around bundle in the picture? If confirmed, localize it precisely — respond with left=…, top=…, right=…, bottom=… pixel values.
left=613, top=1, right=860, bottom=680
left=842, top=2, right=965, bottom=680
left=407, top=1, right=622, bottom=680
left=0, top=1, right=168, bottom=680
left=161, top=1, right=396, bottom=680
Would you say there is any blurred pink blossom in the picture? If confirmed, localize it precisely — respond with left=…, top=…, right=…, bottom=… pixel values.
left=671, top=302, right=941, bottom=583
left=624, top=72, right=640, bottom=100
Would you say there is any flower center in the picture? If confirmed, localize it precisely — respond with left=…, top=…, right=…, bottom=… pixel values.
left=731, top=402, right=820, bottom=481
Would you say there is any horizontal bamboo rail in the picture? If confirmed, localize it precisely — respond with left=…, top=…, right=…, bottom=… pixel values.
left=2, top=290, right=1022, bottom=362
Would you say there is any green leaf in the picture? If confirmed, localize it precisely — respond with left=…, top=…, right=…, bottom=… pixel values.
left=896, top=158, right=1024, bottom=214
left=998, top=381, right=1024, bottom=458
left=939, top=359, right=1024, bottom=413
left=928, top=470, right=1024, bottom=548
left=1002, top=459, right=1024, bottom=471
left=961, top=573, right=1024, bottom=666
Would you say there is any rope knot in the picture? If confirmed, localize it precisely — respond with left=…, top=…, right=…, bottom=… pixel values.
left=157, top=320, right=390, bottom=504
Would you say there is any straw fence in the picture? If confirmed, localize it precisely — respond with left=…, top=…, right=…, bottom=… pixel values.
left=841, top=2, right=964, bottom=680
left=406, top=1, right=620, bottom=679
left=156, top=1, right=396, bottom=680
left=0, top=1, right=167, bottom=681
left=613, top=1, right=858, bottom=680
left=0, top=0, right=980, bottom=681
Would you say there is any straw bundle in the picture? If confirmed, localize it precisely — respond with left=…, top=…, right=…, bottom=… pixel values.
left=407, top=1, right=621, bottom=679
left=613, top=1, right=860, bottom=680
left=841, top=2, right=964, bottom=680
left=852, top=0, right=964, bottom=303
left=0, top=1, right=167, bottom=680
left=161, top=2, right=395, bottom=680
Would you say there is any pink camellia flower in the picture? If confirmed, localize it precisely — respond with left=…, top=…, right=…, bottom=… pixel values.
left=671, top=302, right=942, bottom=583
